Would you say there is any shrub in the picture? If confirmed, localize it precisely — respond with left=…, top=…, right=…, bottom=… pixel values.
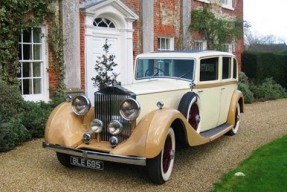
left=238, top=82, right=254, bottom=104
left=0, top=80, right=24, bottom=122
left=0, top=118, right=31, bottom=152
left=250, top=78, right=287, bottom=101
left=20, top=101, right=52, bottom=138
left=238, top=72, right=254, bottom=103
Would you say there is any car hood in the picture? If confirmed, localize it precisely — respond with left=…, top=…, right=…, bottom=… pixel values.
left=123, top=78, right=191, bottom=95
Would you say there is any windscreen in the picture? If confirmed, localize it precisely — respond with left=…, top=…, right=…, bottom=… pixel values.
left=135, top=58, right=195, bottom=80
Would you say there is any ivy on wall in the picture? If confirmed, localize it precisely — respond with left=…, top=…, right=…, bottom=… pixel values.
left=0, top=0, right=55, bottom=84
left=189, top=6, right=246, bottom=50
left=0, top=0, right=64, bottom=90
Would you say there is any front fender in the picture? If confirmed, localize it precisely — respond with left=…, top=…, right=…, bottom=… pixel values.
left=44, top=102, right=94, bottom=147
left=111, top=108, right=182, bottom=158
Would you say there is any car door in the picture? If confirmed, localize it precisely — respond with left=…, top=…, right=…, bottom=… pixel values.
left=218, top=57, right=238, bottom=125
left=196, top=57, right=221, bottom=132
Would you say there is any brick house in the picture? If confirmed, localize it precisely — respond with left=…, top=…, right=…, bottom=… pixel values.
left=18, top=0, right=243, bottom=101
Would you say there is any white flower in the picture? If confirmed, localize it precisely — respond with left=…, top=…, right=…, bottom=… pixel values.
left=234, top=172, right=245, bottom=177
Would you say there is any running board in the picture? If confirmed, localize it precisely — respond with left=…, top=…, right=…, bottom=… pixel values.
left=200, top=123, right=232, bottom=139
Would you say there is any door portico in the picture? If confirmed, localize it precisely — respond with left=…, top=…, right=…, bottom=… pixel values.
left=81, top=0, right=138, bottom=102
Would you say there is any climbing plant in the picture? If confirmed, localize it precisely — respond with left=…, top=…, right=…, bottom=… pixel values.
left=92, top=39, right=120, bottom=90
left=189, top=6, right=247, bottom=50
left=0, top=0, right=56, bottom=84
left=47, top=23, right=66, bottom=94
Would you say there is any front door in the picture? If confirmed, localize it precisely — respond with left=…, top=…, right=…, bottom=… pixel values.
left=86, top=35, right=120, bottom=104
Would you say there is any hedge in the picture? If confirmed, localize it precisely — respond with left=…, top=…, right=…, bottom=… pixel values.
left=242, top=51, right=287, bottom=88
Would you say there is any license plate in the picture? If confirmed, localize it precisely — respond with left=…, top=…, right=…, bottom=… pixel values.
left=70, top=156, right=104, bottom=170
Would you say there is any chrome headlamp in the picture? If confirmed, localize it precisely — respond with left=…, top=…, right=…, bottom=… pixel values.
left=90, top=119, right=103, bottom=133
left=108, top=120, right=123, bottom=135
left=71, top=95, right=91, bottom=116
left=119, top=98, right=140, bottom=121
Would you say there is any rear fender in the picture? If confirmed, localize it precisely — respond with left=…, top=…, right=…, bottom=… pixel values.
left=227, top=90, right=244, bottom=125
left=45, top=102, right=94, bottom=147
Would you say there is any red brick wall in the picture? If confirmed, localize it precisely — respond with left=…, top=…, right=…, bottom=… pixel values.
left=154, top=0, right=181, bottom=50
left=121, top=0, right=141, bottom=57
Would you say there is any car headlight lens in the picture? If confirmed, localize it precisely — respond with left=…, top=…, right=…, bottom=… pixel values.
left=119, top=98, right=140, bottom=121
left=108, top=120, right=123, bottom=135
left=71, top=95, right=91, bottom=116
left=90, top=119, right=103, bottom=133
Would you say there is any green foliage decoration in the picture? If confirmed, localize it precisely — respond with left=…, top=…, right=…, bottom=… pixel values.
left=189, top=6, right=245, bottom=50
left=92, top=39, right=120, bottom=89
left=0, top=0, right=56, bottom=84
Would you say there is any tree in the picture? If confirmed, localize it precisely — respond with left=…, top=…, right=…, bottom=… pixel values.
left=190, top=6, right=247, bottom=50
left=91, top=39, right=120, bottom=90
left=244, top=28, right=287, bottom=52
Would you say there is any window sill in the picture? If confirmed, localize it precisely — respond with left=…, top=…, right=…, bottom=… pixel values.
left=196, top=0, right=210, bottom=4
left=222, top=4, right=234, bottom=11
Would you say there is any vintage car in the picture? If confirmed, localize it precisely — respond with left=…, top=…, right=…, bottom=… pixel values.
left=43, top=50, right=244, bottom=184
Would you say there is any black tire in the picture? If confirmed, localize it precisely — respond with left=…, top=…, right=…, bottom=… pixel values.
left=147, top=128, right=176, bottom=184
left=227, top=103, right=240, bottom=136
left=56, top=152, right=74, bottom=168
left=178, top=92, right=200, bottom=131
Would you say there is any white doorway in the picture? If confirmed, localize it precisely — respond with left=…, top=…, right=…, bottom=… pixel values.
left=83, top=0, right=139, bottom=104
left=86, top=34, right=120, bottom=103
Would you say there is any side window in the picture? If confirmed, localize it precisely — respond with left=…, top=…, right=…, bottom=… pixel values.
left=233, top=58, right=238, bottom=79
left=222, top=57, right=231, bottom=79
left=200, top=57, right=218, bottom=81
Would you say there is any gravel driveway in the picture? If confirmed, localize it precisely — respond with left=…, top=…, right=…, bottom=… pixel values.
left=1, top=99, right=287, bottom=192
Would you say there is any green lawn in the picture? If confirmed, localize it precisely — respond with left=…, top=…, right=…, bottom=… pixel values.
left=212, top=134, right=287, bottom=192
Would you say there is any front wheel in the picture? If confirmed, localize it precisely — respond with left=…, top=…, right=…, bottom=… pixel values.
left=147, top=128, right=176, bottom=184
left=56, top=152, right=74, bottom=168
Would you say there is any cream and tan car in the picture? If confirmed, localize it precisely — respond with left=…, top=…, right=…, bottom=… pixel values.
left=43, top=50, right=244, bottom=184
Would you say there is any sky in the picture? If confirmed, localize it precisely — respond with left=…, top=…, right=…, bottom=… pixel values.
left=244, top=0, right=287, bottom=43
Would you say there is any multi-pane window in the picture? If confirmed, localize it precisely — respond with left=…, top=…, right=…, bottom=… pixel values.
left=158, top=37, right=174, bottom=51
left=194, top=40, right=207, bottom=51
left=93, top=18, right=115, bottom=28
left=18, top=27, right=46, bottom=100
left=222, top=0, right=233, bottom=9
left=223, top=43, right=233, bottom=53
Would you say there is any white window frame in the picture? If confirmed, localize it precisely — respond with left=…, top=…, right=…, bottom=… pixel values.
left=158, top=37, right=174, bottom=51
left=222, top=0, right=234, bottom=10
left=18, top=26, right=49, bottom=102
left=194, top=40, right=207, bottom=51
left=223, top=43, right=234, bottom=53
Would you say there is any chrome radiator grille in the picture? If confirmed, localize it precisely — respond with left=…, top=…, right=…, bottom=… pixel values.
left=94, top=93, right=132, bottom=142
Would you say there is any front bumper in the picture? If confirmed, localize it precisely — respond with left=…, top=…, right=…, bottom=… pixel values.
left=43, top=142, right=146, bottom=166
